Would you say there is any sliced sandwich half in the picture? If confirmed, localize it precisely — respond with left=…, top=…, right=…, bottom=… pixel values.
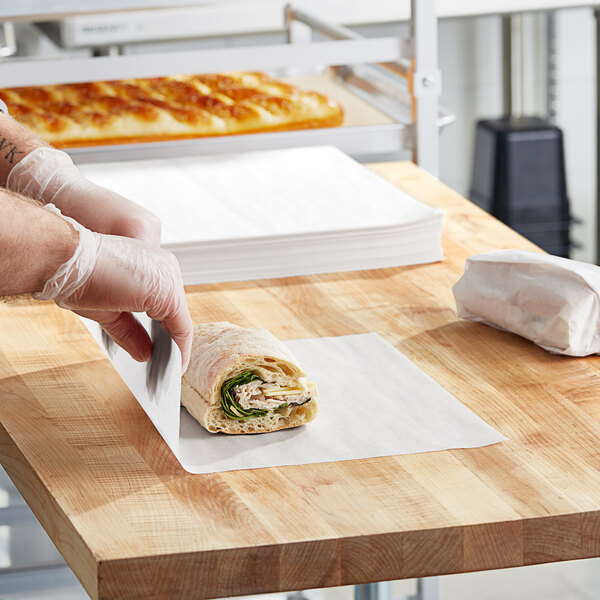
left=182, top=321, right=318, bottom=434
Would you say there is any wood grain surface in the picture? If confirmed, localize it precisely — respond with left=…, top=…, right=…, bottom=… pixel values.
left=1, top=161, right=598, bottom=600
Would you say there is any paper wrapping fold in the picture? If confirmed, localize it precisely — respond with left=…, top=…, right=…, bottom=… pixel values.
left=453, top=249, right=600, bottom=356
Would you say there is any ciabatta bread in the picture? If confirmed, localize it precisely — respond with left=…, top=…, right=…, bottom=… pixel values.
left=182, top=322, right=318, bottom=434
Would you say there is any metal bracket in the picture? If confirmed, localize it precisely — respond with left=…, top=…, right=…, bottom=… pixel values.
left=403, top=123, right=416, bottom=149
left=0, top=23, right=16, bottom=60
left=412, top=68, right=442, bottom=97
left=402, top=37, right=414, bottom=59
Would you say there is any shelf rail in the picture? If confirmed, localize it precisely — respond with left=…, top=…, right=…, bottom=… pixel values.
left=288, top=1, right=442, bottom=175
left=0, top=0, right=446, bottom=174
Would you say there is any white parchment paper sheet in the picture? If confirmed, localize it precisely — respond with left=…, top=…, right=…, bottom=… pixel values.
left=178, top=333, right=506, bottom=473
left=81, top=317, right=505, bottom=474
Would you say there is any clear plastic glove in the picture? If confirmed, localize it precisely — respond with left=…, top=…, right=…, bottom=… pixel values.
left=7, top=147, right=161, bottom=245
left=35, top=204, right=192, bottom=370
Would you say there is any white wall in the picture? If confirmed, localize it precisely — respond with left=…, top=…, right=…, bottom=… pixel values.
left=437, top=8, right=596, bottom=263
left=556, top=7, right=596, bottom=262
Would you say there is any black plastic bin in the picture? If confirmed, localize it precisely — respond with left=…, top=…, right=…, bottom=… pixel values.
left=470, top=116, right=573, bottom=257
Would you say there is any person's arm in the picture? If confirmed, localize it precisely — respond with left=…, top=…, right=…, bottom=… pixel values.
left=0, top=113, right=45, bottom=188
left=0, top=112, right=161, bottom=245
left=0, top=188, right=193, bottom=369
left=0, top=188, right=77, bottom=295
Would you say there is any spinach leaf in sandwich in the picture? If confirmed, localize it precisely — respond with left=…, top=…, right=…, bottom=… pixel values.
left=220, top=370, right=293, bottom=420
left=221, top=371, right=268, bottom=420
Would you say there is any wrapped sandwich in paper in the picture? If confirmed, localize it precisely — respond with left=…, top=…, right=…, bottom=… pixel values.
left=453, top=249, right=600, bottom=356
left=182, top=322, right=318, bottom=434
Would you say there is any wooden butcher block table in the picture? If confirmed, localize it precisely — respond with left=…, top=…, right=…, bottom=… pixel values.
left=1, top=161, right=599, bottom=600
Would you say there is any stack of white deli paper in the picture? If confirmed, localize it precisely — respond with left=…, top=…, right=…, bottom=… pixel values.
left=81, top=316, right=506, bottom=475
left=78, top=146, right=444, bottom=284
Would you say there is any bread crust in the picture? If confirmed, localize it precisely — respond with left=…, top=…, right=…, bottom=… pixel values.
left=182, top=322, right=318, bottom=434
left=0, top=72, right=343, bottom=147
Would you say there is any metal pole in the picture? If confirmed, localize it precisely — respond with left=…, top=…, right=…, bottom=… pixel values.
left=355, top=583, right=378, bottom=600
left=595, top=9, right=600, bottom=265
left=502, top=14, right=525, bottom=121
left=285, top=4, right=316, bottom=77
left=0, top=22, right=16, bottom=59
left=291, top=7, right=410, bottom=77
left=416, top=577, right=441, bottom=600
left=285, top=5, right=312, bottom=46
left=410, top=0, right=441, bottom=177
left=354, top=582, right=393, bottom=600
left=502, top=15, right=513, bottom=118
left=546, top=11, right=557, bottom=125
left=512, top=13, right=524, bottom=120
left=286, top=593, right=311, bottom=600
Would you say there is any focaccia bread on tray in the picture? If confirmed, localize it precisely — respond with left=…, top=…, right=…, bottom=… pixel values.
left=0, top=72, right=343, bottom=148
left=182, top=322, right=318, bottom=434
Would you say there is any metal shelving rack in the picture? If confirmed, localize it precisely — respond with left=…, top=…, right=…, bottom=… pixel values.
left=0, top=3, right=445, bottom=598
left=0, top=0, right=449, bottom=176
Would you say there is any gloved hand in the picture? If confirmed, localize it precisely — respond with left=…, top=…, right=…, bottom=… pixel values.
left=6, top=147, right=161, bottom=246
left=35, top=204, right=192, bottom=370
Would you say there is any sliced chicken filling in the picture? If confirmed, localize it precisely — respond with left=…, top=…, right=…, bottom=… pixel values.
left=233, top=379, right=311, bottom=411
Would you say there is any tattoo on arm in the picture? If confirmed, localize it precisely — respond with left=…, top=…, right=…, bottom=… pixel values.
left=0, top=137, right=24, bottom=164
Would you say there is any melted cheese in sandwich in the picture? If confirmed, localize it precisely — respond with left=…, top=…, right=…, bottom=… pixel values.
left=234, top=379, right=311, bottom=411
